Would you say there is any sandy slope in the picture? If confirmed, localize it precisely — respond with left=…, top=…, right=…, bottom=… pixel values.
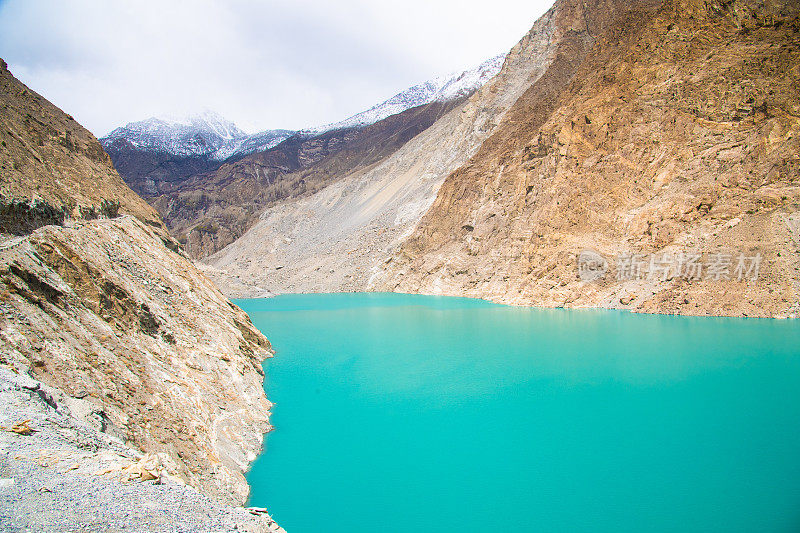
left=206, top=3, right=569, bottom=295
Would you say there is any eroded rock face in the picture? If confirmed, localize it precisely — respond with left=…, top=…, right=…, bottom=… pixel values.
left=0, top=59, right=164, bottom=233
left=379, top=0, right=800, bottom=317
left=0, top=367, right=284, bottom=533
left=1, top=62, right=275, bottom=507
left=0, top=216, right=273, bottom=504
left=206, top=0, right=581, bottom=295
left=111, top=99, right=463, bottom=259
left=148, top=128, right=362, bottom=259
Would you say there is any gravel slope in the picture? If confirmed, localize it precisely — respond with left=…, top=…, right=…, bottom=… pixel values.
left=0, top=368, right=284, bottom=533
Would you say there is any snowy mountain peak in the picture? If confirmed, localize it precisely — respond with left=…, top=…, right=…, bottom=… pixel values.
left=101, top=54, right=505, bottom=160
left=304, top=54, right=505, bottom=134
left=157, top=110, right=246, bottom=141
left=101, top=111, right=293, bottom=161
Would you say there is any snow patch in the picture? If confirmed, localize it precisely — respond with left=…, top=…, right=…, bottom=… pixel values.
left=101, top=111, right=294, bottom=161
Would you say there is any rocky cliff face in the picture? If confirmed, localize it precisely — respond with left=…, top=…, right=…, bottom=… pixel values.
left=0, top=59, right=164, bottom=235
left=379, top=0, right=800, bottom=317
left=0, top=217, right=274, bottom=504
left=0, top=60, right=275, bottom=507
left=145, top=99, right=463, bottom=258
left=206, top=0, right=630, bottom=296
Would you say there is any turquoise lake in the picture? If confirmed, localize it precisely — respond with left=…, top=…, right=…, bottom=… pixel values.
left=237, top=293, right=800, bottom=532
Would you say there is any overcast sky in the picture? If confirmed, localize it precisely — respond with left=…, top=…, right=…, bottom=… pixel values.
left=0, top=0, right=554, bottom=136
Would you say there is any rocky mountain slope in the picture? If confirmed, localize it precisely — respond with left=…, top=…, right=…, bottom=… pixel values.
left=206, top=0, right=619, bottom=295
left=0, top=58, right=164, bottom=236
left=0, top=350, right=282, bottom=533
left=141, top=99, right=464, bottom=258
left=0, top=57, right=280, bottom=525
left=100, top=112, right=294, bottom=233
left=208, top=0, right=799, bottom=318
left=378, top=0, right=800, bottom=317
left=104, top=56, right=505, bottom=260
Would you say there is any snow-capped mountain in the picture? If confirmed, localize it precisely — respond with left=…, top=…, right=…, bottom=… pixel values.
left=101, top=111, right=294, bottom=161
left=231, top=129, right=298, bottom=159
left=101, top=54, right=504, bottom=162
left=304, top=54, right=505, bottom=134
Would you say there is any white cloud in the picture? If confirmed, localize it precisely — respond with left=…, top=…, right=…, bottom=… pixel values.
left=0, top=0, right=554, bottom=136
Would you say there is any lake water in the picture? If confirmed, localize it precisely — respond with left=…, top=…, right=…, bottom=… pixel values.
left=237, top=293, right=800, bottom=532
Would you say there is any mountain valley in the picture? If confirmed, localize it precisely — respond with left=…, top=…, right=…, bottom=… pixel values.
left=2, top=0, right=800, bottom=530
left=200, top=0, right=799, bottom=318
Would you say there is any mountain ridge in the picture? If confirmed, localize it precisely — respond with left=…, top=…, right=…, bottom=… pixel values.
left=153, top=98, right=466, bottom=258
left=0, top=58, right=281, bottom=523
left=102, top=54, right=506, bottom=259
left=205, top=1, right=572, bottom=293
left=302, top=54, right=505, bottom=134
left=100, top=54, right=504, bottom=165
left=102, top=111, right=294, bottom=162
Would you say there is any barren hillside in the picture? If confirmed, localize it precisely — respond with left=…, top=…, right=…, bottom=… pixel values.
left=206, top=0, right=603, bottom=294
left=380, top=0, right=800, bottom=317
left=0, top=58, right=164, bottom=235
left=0, top=58, right=277, bottom=509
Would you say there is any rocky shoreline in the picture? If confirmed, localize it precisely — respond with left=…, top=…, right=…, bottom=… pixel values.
left=1, top=57, right=284, bottom=531
left=0, top=367, right=284, bottom=533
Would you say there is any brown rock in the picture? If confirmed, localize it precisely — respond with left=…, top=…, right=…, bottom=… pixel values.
left=379, top=0, right=800, bottom=318
left=0, top=62, right=274, bottom=505
left=110, top=99, right=463, bottom=258
left=0, top=58, right=164, bottom=234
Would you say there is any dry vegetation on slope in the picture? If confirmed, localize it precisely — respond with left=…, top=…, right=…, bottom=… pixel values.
left=381, top=0, right=800, bottom=317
